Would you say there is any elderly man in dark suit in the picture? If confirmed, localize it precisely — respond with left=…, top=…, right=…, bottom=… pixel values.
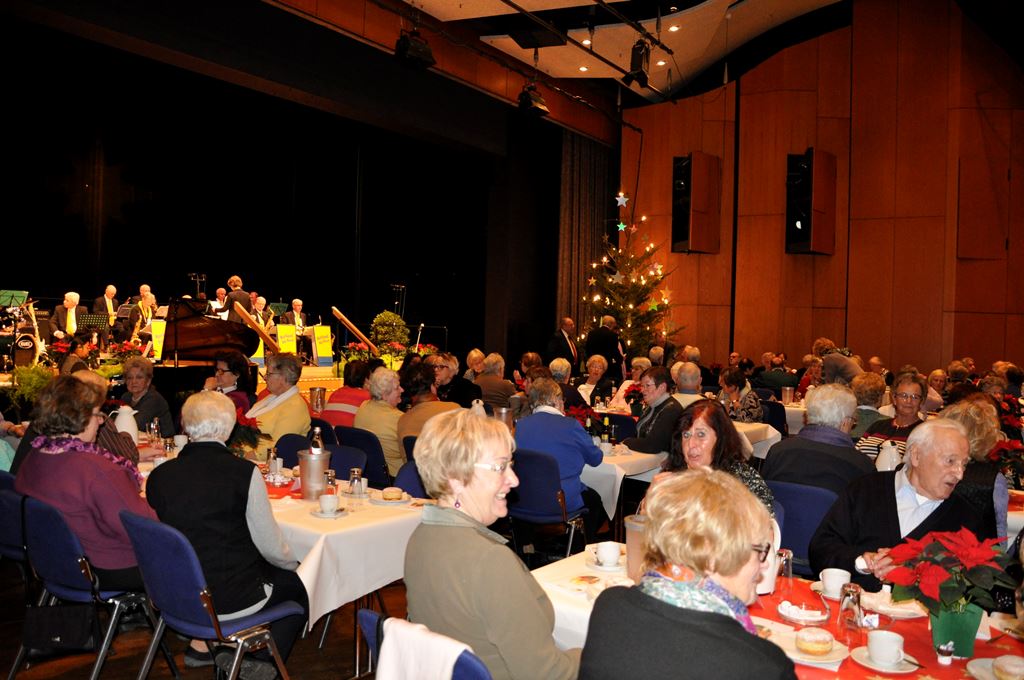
left=92, top=285, right=121, bottom=346
left=585, top=315, right=625, bottom=382
left=49, top=291, right=88, bottom=341
left=808, top=419, right=992, bottom=591
left=546, top=316, right=580, bottom=376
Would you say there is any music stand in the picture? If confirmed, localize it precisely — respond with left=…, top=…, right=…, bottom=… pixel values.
left=116, top=303, right=133, bottom=320
left=0, top=290, right=28, bottom=307
left=78, top=313, right=111, bottom=331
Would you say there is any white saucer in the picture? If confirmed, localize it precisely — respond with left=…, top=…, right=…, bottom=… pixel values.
left=809, top=581, right=842, bottom=601
left=585, top=555, right=624, bottom=572
left=859, top=591, right=927, bottom=619
left=771, top=631, right=849, bottom=665
left=966, top=658, right=996, bottom=680
left=310, top=509, right=346, bottom=519
left=849, top=646, right=918, bottom=674
left=369, top=496, right=411, bottom=506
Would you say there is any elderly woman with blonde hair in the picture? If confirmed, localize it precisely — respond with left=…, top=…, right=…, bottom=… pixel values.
left=943, top=394, right=1007, bottom=542
left=354, top=367, right=404, bottom=476
left=579, top=468, right=795, bottom=679
left=404, top=408, right=580, bottom=680
left=119, top=355, right=176, bottom=437
left=246, top=353, right=310, bottom=444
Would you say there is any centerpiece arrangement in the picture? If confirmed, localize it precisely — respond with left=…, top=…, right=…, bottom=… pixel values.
left=887, top=527, right=1016, bottom=656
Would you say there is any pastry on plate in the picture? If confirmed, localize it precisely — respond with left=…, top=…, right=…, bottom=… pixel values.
left=795, top=627, right=834, bottom=656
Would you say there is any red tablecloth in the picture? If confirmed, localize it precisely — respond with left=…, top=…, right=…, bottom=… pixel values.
left=750, top=577, right=1024, bottom=678
left=265, top=481, right=303, bottom=499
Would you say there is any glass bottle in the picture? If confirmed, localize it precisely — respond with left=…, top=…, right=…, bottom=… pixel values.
left=310, top=426, right=324, bottom=455
left=323, top=470, right=336, bottom=495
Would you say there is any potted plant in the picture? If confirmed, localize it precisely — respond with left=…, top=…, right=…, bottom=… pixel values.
left=623, top=383, right=645, bottom=417
left=887, top=527, right=1016, bottom=657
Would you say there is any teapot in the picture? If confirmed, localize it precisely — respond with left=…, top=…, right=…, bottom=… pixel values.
left=875, top=440, right=902, bottom=472
left=113, top=405, right=140, bottom=444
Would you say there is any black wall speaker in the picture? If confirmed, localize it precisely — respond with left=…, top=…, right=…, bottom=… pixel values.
left=785, top=147, right=836, bottom=255
left=671, top=151, right=721, bottom=254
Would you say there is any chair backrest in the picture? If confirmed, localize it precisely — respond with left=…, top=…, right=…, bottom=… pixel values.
left=453, top=650, right=493, bottom=680
left=275, top=433, right=309, bottom=468
left=0, top=488, right=26, bottom=561
left=761, top=400, right=789, bottom=436
left=402, top=436, right=417, bottom=462
left=119, top=511, right=214, bottom=629
left=309, top=418, right=338, bottom=445
left=23, top=497, right=94, bottom=596
left=0, top=469, right=15, bottom=491
left=772, top=499, right=785, bottom=538
left=507, top=449, right=569, bottom=524
left=335, top=425, right=391, bottom=488
left=327, top=444, right=367, bottom=480
left=766, top=480, right=837, bottom=576
left=606, top=413, right=637, bottom=441
left=394, top=460, right=427, bottom=499
left=357, top=608, right=383, bottom=662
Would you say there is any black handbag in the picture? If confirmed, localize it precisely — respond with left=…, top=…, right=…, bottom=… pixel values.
left=22, top=603, right=100, bottom=652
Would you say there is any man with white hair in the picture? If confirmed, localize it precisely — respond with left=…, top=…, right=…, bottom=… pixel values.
left=585, top=315, right=625, bottom=381
left=92, top=284, right=121, bottom=346
left=809, top=419, right=992, bottom=591
left=49, top=291, right=87, bottom=340
left=549, top=357, right=585, bottom=410
left=671, top=361, right=705, bottom=409
left=683, top=345, right=716, bottom=391
left=762, top=384, right=873, bottom=494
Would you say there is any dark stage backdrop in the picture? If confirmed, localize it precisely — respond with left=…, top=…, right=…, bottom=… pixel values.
left=0, top=14, right=563, bottom=363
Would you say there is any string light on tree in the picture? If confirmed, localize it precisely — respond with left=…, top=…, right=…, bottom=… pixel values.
left=616, top=192, right=629, bottom=207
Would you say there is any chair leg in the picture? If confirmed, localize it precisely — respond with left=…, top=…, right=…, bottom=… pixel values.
left=225, top=645, right=245, bottom=680
left=266, top=637, right=290, bottom=680
left=565, top=522, right=577, bottom=559
left=7, top=588, right=49, bottom=680
left=89, top=600, right=125, bottom=680
left=135, top=617, right=165, bottom=680
left=317, top=613, right=332, bottom=649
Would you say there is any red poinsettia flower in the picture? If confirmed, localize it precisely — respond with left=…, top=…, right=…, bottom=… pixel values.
left=235, top=407, right=260, bottom=429
left=933, top=528, right=1003, bottom=571
left=887, top=536, right=928, bottom=563
left=915, top=562, right=953, bottom=600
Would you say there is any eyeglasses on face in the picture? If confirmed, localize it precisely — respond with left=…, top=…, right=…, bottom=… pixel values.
left=474, top=460, right=514, bottom=474
left=894, top=392, right=922, bottom=402
left=751, top=542, right=772, bottom=563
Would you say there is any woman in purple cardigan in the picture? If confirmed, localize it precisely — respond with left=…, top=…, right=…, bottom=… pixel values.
left=15, top=376, right=156, bottom=590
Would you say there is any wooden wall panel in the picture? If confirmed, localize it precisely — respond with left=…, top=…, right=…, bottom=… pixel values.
left=952, top=313, right=1006, bottom=366
left=956, top=107, right=1010, bottom=259
left=890, top=217, right=945, bottom=370
left=817, top=29, right=851, bottom=119
left=847, top=218, right=895, bottom=360
left=1007, top=316, right=1024, bottom=366
left=316, top=0, right=364, bottom=34
left=1009, top=110, right=1024, bottom=313
left=813, top=117, right=851, bottom=308
left=850, top=0, right=898, bottom=219
left=734, top=215, right=784, bottom=353
left=894, top=0, right=948, bottom=218
left=955, top=259, right=1007, bottom=314
left=955, top=14, right=1024, bottom=111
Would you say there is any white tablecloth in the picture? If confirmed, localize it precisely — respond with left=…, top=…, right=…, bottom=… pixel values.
left=532, top=546, right=626, bottom=649
left=733, top=421, right=783, bottom=460
left=1009, top=511, right=1024, bottom=540
left=783, top=404, right=806, bottom=435
left=580, top=451, right=667, bottom=519
left=270, top=496, right=423, bottom=625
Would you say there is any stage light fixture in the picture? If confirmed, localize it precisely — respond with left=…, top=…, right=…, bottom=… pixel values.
left=518, top=82, right=550, bottom=117
left=395, top=29, right=436, bottom=69
left=621, top=39, right=651, bottom=88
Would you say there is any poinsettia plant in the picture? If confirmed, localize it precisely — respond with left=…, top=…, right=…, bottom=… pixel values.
left=566, top=404, right=598, bottom=431
left=987, top=439, right=1024, bottom=478
left=623, top=383, right=644, bottom=406
left=887, top=528, right=1016, bottom=616
left=227, top=408, right=271, bottom=457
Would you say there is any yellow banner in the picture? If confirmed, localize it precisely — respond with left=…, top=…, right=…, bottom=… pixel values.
left=277, top=324, right=297, bottom=354
left=150, top=320, right=166, bottom=360
left=313, top=325, right=332, bottom=367
left=252, top=338, right=265, bottom=366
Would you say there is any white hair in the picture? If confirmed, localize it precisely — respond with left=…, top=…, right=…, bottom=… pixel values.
left=804, top=383, right=856, bottom=429
left=64, top=291, right=80, bottom=305
left=367, top=367, right=400, bottom=400
left=482, top=353, right=505, bottom=375
left=906, top=419, right=967, bottom=468
left=684, top=346, right=701, bottom=363
left=182, top=390, right=236, bottom=442
left=549, top=358, right=571, bottom=382
left=676, top=362, right=701, bottom=389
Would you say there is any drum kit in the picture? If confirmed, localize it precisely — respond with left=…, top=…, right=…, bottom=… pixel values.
left=0, top=292, right=41, bottom=372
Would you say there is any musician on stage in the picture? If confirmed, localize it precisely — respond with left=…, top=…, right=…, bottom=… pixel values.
left=92, top=285, right=121, bottom=347
left=129, top=292, right=157, bottom=342
left=49, top=292, right=87, bottom=341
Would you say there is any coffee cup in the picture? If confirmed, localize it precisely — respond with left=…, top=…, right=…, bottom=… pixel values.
left=595, top=541, right=620, bottom=567
left=819, top=568, right=851, bottom=598
left=867, top=630, right=904, bottom=667
left=318, top=494, right=339, bottom=514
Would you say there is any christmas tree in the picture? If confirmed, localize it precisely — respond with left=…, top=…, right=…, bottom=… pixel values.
left=585, top=194, right=676, bottom=356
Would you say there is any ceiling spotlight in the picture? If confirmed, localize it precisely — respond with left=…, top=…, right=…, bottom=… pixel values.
left=656, top=60, right=666, bottom=66
left=395, top=29, right=436, bottom=69
left=582, top=38, right=592, bottom=46
left=621, top=39, right=651, bottom=88
left=579, top=66, right=589, bottom=72
left=518, top=82, right=550, bottom=117
left=669, top=25, right=680, bottom=32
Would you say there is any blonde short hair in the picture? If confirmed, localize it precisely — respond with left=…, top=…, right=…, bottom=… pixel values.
left=939, top=394, right=1001, bottom=462
left=123, top=356, right=154, bottom=381
left=643, top=468, right=770, bottom=577
left=466, top=348, right=485, bottom=368
left=587, top=354, right=608, bottom=372
left=415, top=409, right=514, bottom=499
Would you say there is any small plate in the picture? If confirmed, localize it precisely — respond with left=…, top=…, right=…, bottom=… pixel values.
left=966, top=658, right=995, bottom=680
left=771, top=631, right=849, bottom=666
left=777, top=602, right=829, bottom=626
left=585, top=554, right=624, bottom=572
left=849, top=647, right=918, bottom=674
left=369, top=493, right=411, bottom=506
left=809, top=581, right=842, bottom=601
left=310, top=509, right=346, bottom=519
left=860, top=591, right=927, bottom=620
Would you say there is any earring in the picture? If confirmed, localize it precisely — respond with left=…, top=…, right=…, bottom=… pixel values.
left=454, top=497, right=461, bottom=509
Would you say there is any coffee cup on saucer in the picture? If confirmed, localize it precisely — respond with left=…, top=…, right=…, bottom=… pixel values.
left=596, top=541, right=620, bottom=567
left=820, top=568, right=851, bottom=598
left=318, top=494, right=339, bottom=514
left=867, top=630, right=904, bottom=667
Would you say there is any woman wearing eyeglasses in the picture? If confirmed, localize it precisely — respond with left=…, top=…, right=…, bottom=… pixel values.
left=579, top=468, right=795, bottom=679
left=404, top=408, right=580, bottom=680
left=855, top=371, right=927, bottom=459
left=14, top=376, right=156, bottom=590
left=202, top=349, right=256, bottom=413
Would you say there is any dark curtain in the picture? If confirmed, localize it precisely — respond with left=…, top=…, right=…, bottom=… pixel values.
left=557, top=130, right=611, bottom=336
